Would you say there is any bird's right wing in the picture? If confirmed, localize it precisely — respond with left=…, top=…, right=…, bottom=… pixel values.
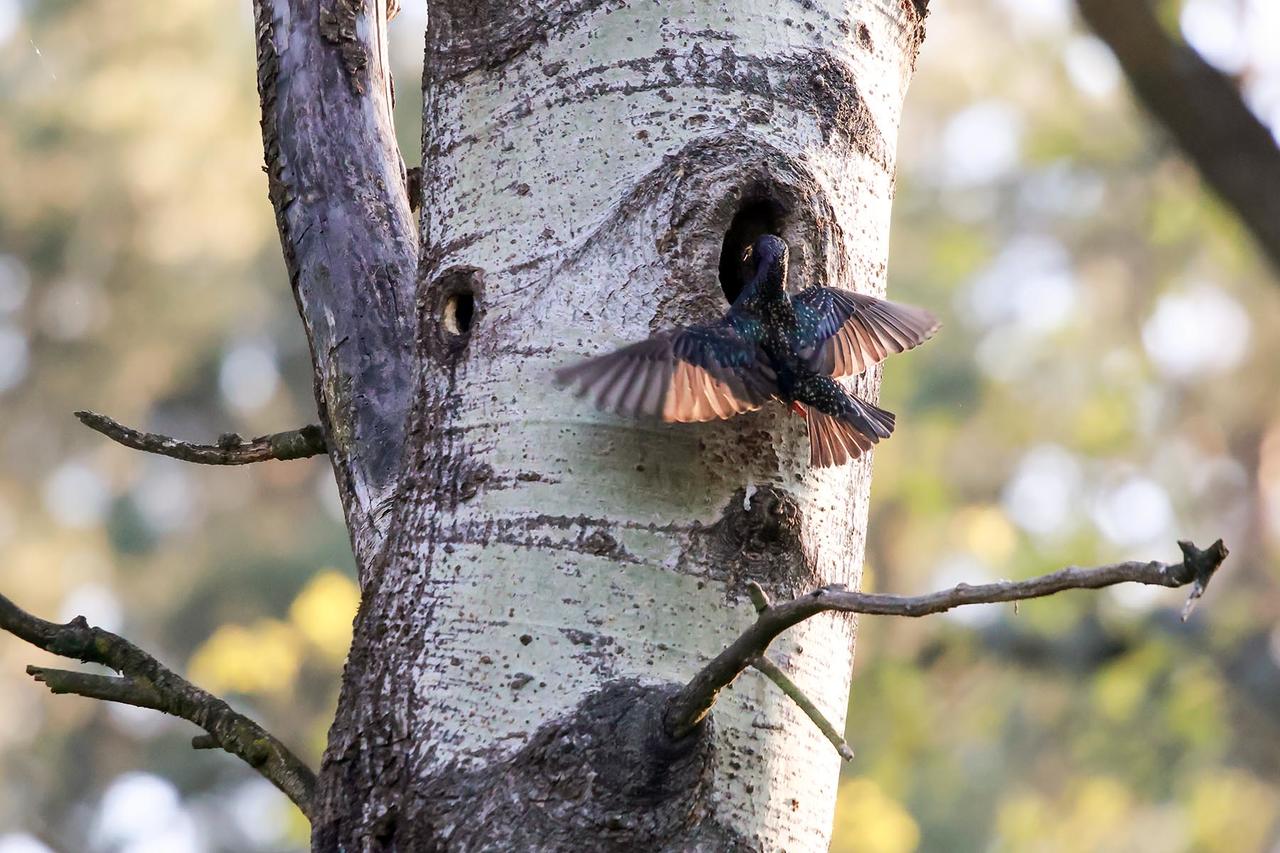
left=554, top=324, right=777, bottom=422
left=793, top=287, right=939, bottom=378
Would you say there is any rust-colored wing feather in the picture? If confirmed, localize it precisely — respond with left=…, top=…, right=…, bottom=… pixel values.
left=555, top=325, right=776, bottom=423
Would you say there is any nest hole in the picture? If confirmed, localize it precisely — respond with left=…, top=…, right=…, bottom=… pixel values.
left=443, top=291, right=474, bottom=337
left=718, top=197, right=786, bottom=304
left=434, top=266, right=483, bottom=354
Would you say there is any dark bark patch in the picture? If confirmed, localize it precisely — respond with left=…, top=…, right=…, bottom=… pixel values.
left=406, top=680, right=748, bottom=852
left=522, top=47, right=887, bottom=166
left=787, top=51, right=884, bottom=158
left=690, top=486, right=821, bottom=602
left=438, top=514, right=643, bottom=563
left=900, top=0, right=930, bottom=67
left=455, top=461, right=493, bottom=503
left=561, top=627, right=607, bottom=646
left=428, top=0, right=619, bottom=81
left=319, top=0, right=369, bottom=95
left=856, top=21, right=873, bottom=50
left=581, top=529, right=622, bottom=557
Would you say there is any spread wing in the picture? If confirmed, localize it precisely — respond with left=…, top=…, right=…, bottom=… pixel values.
left=793, top=287, right=939, bottom=378
left=554, top=324, right=777, bottom=422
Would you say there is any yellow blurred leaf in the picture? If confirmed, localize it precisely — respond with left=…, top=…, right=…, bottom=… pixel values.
left=1166, top=666, right=1225, bottom=750
left=1092, top=662, right=1146, bottom=723
left=951, top=504, right=1017, bottom=565
left=1069, top=776, right=1133, bottom=841
left=994, top=791, right=1049, bottom=848
left=188, top=619, right=301, bottom=695
left=1188, top=770, right=1277, bottom=853
left=289, top=569, right=360, bottom=664
left=1071, top=394, right=1132, bottom=453
left=831, top=777, right=920, bottom=853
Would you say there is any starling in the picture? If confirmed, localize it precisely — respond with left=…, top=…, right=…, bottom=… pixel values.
left=555, top=234, right=939, bottom=466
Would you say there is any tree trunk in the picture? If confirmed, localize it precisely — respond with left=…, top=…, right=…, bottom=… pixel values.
left=257, top=1, right=928, bottom=849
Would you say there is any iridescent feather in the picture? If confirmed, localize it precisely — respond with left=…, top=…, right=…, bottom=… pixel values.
left=555, top=235, right=938, bottom=466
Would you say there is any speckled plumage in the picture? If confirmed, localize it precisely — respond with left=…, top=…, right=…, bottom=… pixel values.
left=556, top=235, right=939, bottom=466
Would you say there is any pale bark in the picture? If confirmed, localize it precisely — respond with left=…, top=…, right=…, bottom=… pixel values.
left=308, top=1, right=929, bottom=849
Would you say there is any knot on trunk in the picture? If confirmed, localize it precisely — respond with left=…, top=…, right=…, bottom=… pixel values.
left=693, top=485, right=821, bottom=601
left=406, top=680, right=734, bottom=852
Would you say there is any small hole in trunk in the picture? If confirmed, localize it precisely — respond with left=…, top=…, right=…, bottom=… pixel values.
left=433, top=266, right=483, bottom=354
left=443, top=292, right=474, bottom=336
left=719, top=198, right=785, bottom=304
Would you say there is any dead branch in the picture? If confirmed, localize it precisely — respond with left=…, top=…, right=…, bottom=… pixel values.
left=252, top=0, right=418, bottom=566
left=76, top=410, right=326, bottom=465
left=1078, top=0, right=1280, bottom=273
left=666, top=539, right=1228, bottom=741
left=0, top=591, right=316, bottom=818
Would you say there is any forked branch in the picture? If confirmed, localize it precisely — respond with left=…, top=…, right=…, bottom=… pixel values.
left=666, top=539, right=1228, bottom=742
left=76, top=411, right=326, bottom=465
left=0, top=592, right=316, bottom=818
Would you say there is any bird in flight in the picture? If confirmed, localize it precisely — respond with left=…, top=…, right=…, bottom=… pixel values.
left=555, top=234, right=938, bottom=467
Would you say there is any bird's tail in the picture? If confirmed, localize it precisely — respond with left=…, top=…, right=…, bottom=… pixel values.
left=802, top=397, right=896, bottom=468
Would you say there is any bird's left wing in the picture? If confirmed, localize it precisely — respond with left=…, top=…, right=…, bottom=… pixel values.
left=793, top=287, right=939, bottom=378
left=555, top=324, right=776, bottom=422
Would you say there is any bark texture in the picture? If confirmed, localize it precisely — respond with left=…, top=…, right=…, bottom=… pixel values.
left=303, top=1, right=928, bottom=850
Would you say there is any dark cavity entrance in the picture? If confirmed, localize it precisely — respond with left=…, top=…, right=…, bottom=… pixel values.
left=434, top=266, right=483, bottom=353
left=443, top=291, right=474, bottom=337
left=718, top=198, right=785, bottom=304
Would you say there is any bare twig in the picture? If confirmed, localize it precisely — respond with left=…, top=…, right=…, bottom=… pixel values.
left=0, top=592, right=316, bottom=818
left=751, top=655, right=854, bottom=761
left=666, top=539, right=1228, bottom=739
left=75, top=410, right=326, bottom=465
left=1077, top=0, right=1280, bottom=273
left=28, top=667, right=165, bottom=707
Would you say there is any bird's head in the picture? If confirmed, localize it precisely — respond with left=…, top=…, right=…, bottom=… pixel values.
left=742, top=234, right=788, bottom=297
left=746, top=234, right=787, bottom=267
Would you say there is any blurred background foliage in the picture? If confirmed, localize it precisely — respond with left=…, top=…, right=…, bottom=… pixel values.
left=0, top=0, right=1277, bottom=851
